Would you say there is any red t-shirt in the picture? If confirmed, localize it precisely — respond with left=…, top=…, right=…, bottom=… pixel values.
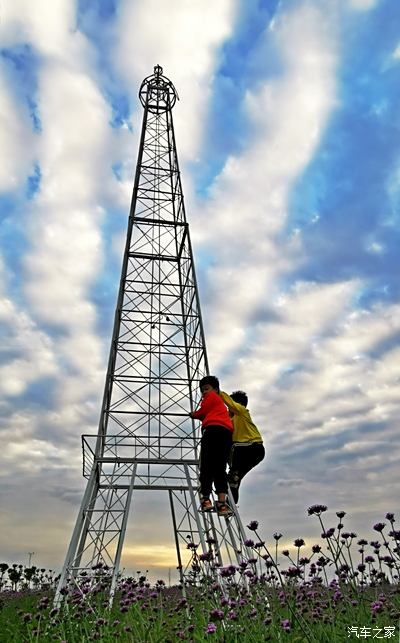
left=191, top=391, right=233, bottom=432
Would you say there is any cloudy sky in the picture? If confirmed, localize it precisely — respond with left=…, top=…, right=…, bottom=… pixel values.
left=1, top=0, right=399, bottom=582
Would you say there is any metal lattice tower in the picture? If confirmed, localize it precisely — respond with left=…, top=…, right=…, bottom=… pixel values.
left=55, top=66, right=251, bottom=606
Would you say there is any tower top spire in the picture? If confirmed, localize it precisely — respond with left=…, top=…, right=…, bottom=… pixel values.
left=139, top=65, right=178, bottom=112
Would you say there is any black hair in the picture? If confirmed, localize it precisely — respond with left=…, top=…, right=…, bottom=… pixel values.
left=230, top=390, right=248, bottom=407
left=199, top=375, right=220, bottom=391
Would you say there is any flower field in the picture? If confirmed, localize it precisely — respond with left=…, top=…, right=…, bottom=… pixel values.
left=1, top=506, right=399, bottom=642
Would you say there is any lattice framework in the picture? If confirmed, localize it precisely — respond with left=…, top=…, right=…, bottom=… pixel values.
left=54, top=66, right=251, bottom=607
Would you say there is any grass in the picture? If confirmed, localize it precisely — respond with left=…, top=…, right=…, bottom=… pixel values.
left=0, top=506, right=399, bottom=642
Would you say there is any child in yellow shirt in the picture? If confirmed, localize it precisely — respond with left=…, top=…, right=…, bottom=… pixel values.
left=219, top=390, right=265, bottom=503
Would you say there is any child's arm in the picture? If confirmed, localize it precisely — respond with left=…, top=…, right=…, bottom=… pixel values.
left=190, top=406, right=204, bottom=420
left=190, top=392, right=213, bottom=420
left=219, top=391, right=244, bottom=415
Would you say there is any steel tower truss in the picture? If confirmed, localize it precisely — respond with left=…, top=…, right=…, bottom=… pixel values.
left=55, top=66, right=251, bottom=606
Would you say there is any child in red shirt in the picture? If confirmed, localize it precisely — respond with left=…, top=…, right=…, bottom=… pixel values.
left=190, top=375, right=233, bottom=517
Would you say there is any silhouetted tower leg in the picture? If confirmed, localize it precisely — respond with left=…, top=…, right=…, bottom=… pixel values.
left=54, top=66, right=250, bottom=607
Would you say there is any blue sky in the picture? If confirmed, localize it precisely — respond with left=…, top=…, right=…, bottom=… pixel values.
left=0, top=0, right=399, bottom=580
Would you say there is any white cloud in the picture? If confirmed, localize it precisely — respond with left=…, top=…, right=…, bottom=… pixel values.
left=0, top=9, right=115, bottom=489
left=196, top=1, right=338, bottom=369
left=347, top=0, right=380, bottom=10
left=393, top=44, right=400, bottom=60
left=2, top=437, right=71, bottom=473
left=233, top=289, right=400, bottom=472
left=0, top=0, right=77, bottom=58
left=212, top=276, right=400, bottom=525
left=20, top=58, right=117, bottom=402
left=0, top=288, right=58, bottom=397
left=114, top=0, right=238, bottom=164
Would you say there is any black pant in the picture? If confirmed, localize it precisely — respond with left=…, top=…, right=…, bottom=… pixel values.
left=199, top=425, right=232, bottom=497
left=228, top=442, right=265, bottom=502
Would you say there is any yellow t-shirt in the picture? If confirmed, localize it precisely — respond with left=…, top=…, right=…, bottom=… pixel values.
left=219, top=391, right=263, bottom=444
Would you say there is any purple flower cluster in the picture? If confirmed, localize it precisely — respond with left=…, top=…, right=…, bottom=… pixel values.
left=307, top=504, right=328, bottom=516
left=6, top=506, right=400, bottom=642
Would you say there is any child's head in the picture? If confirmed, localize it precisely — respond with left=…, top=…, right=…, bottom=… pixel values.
left=230, top=390, right=248, bottom=407
left=199, top=375, right=220, bottom=394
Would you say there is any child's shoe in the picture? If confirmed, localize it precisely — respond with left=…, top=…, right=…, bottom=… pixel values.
left=200, top=498, right=213, bottom=512
left=216, top=501, right=233, bottom=517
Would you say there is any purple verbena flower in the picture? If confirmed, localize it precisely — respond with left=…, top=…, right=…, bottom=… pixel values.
left=371, top=601, right=384, bottom=614
left=220, top=566, right=236, bottom=578
left=322, top=527, right=335, bottom=538
left=373, top=522, right=386, bottom=533
left=205, top=622, right=217, bottom=634
left=285, top=566, right=301, bottom=578
left=247, top=521, right=259, bottom=531
left=186, top=541, right=198, bottom=550
left=254, top=540, right=265, bottom=548
left=294, top=538, right=305, bottom=548
left=307, top=504, right=327, bottom=516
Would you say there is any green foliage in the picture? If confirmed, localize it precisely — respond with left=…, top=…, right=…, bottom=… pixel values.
left=1, top=508, right=400, bottom=642
left=1, top=580, right=399, bottom=642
